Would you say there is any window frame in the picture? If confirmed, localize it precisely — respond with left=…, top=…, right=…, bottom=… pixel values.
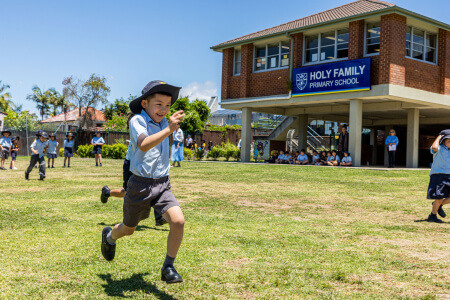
left=405, top=26, right=438, bottom=65
left=253, top=41, right=290, bottom=73
left=303, top=27, right=349, bottom=66
left=233, top=49, right=241, bottom=76
left=364, top=22, right=381, bottom=57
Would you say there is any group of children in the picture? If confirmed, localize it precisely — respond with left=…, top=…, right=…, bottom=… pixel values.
left=0, top=130, right=20, bottom=170
left=271, top=149, right=352, bottom=167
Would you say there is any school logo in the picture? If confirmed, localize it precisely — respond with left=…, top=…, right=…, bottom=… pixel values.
left=296, top=73, right=308, bottom=91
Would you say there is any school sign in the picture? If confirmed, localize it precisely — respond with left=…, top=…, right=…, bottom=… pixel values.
left=292, top=58, right=371, bottom=97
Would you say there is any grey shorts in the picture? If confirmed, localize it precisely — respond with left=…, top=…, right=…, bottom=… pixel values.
left=123, top=174, right=179, bottom=227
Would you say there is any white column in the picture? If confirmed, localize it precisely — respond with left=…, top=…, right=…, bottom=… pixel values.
left=384, top=125, right=391, bottom=167
left=406, top=108, right=419, bottom=168
left=295, top=114, right=308, bottom=152
left=349, top=99, right=363, bottom=167
left=241, top=107, right=252, bottom=162
left=370, top=129, right=377, bottom=166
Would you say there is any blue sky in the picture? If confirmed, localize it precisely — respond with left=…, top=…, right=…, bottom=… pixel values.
left=1, top=0, right=448, bottom=114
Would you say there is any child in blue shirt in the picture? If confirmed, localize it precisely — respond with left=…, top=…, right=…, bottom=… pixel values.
left=25, top=131, right=49, bottom=180
left=426, top=130, right=450, bottom=223
left=101, top=81, right=185, bottom=283
left=296, top=149, right=309, bottom=165
left=311, top=151, right=320, bottom=165
left=327, top=150, right=340, bottom=166
left=47, top=133, right=59, bottom=168
left=275, top=150, right=285, bottom=164
left=0, top=130, right=12, bottom=170
left=64, top=133, right=75, bottom=168
left=10, top=136, right=20, bottom=170
left=340, top=151, right=352, bottom=166
left=91, top=131, right=106, bottom=167
left=284, top=151, right=293, bottom=164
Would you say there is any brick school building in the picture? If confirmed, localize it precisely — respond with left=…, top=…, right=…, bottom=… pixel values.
left=211, top=0, right=450, bottom=167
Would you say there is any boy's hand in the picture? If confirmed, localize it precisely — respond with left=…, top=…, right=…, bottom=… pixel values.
left=168, top=110, right=185, bottom=133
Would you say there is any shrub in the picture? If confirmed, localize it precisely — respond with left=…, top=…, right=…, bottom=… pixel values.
left=232, top=148, right=241, bottom=161
left=77, top=145, right=94, bottom=158
left=104, top=144, right=127, bottom=159
left=59, top=147, right=64, bottom=157
left=194, top=148, right=205, bottom=160
left=184, top=147, right=194, bottom=160
left=221, top=142, right=238, bottom=161
left=206, top=146, right=222, bottom=160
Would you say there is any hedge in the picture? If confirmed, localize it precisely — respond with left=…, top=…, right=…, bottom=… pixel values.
left=76, top=143, right=128, bottom=159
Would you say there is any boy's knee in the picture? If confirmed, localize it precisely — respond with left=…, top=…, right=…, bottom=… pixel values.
left=170, top=216, right=185, bottom=230
left=123, top=226, right=136, bottom=236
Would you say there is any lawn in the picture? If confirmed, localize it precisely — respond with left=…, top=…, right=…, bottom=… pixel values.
left=0, top=157, right=448, bottom=299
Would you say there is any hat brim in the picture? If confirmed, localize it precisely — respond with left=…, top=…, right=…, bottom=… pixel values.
left=1, top=131, right=12, bottom=135
left=130, top=84, right=181, bottom=114
left=440, top=135, right=450, bottom=143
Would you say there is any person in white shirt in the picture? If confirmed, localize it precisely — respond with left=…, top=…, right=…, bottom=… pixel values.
left=171, top=128, right=184, bottom=167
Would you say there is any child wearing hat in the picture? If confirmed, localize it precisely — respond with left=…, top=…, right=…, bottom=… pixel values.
left=10, top=136, right=20, bottom=170
left=64, top=133, right=75, bottom=167
left=25, top=131, right=49, bottom=180
left=91, top=131, right=105, bottom=167
left=47, top=133, right=59, bottom=168
left=101, top=80, right=186, bottom=284
left=340, top=152, right=352, bottom=166
left=426, top=130, right=450, bottom=223
left=0, top=130, right=12, bottom=170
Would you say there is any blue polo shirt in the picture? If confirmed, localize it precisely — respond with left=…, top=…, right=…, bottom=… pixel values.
left=31, top=139, right=48, bottom=158
left=328, top=155, right=340, bottom=162
left=342, top=156, right=352, bottom=164
left=125, top=141, right=135, bottom=161
left=278, top=154, right=286, bottom=160
left=297, top=154, right=309, bottom=161
left=385, top=136, right=399, bottom=147
left=430, top=145, right=450, bottom=175
left=64, top=139, right=74, bottom=148
left=48, top=140, right=58, bottom=154
left=129, top=110, right=170, bottom=178
left=312, top=154, right=320, bottom=162
left=0, top=137, right=12, bottom=149
left=91, top=136, right=105, bottom=145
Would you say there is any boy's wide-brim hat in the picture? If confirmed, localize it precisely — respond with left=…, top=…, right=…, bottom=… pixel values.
left=66, top=132, right=74, bottom=137
left=439, top=129, right=450, bottom=143
left=1, top=130, right=11, bottom=136
left=36, top=130, right=43, bottom=137
left=12, top=136, right=20, bottom=141
left=129, top=80, right=181, bottom=114
left=94, top=131, right=100, bottom=135
left=40, top=132, right=49, bottom=139
left=49, top=133, right=56, bottom=137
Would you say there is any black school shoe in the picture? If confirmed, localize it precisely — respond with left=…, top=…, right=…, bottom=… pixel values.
left=161, top=266, right=183, bottom=284
left=101, top=186, right=110, bottom=203
left=25, top=172, right=29, bottom=180
left=427, top=213, right=443, bottom=223
left=39, top=175, right=45, bottom=181
left=155, top=217, right=168, bottom=226
left=437, top=205, right=446, bottom=218
left=101, top=227, right=116, bottom=261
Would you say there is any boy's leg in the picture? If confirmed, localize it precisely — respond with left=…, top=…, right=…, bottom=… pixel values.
left=38, top=156, right=46, bottom=179
left=25, top=155, right=38, bottom=177
left=1, top=157, right=4, bottom=168
left=163, top=206, right=185, bottom=259
left=110, top=188, right=126, bottom=197
left=111, top=223, right=136, bottom=240
left=99, top=154, right=102, bottom=164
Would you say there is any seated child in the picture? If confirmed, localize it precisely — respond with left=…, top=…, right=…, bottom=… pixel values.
left=319, top=151, right=328, bottom=165
left=327, top=150, right=340, bottom=166
left=311, top=150, right=320, bottom=165
left=283, top=151, right=292, bottom=164
left=296, top=149, right=309, bottom=165
left=275, top=150, right=285, bottom=164
left=340, top=152, right=352, bottom=166
left=268, top=150, right=278, bottom=163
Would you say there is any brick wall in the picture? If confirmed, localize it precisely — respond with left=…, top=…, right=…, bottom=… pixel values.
left=220, top=13, right=449, bottom=100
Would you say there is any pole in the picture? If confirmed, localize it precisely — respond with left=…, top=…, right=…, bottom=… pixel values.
left=25, top=112, right=29, bottom=156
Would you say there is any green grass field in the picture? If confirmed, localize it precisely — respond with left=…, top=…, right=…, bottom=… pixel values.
left=0, top=157, right=449, bottom=299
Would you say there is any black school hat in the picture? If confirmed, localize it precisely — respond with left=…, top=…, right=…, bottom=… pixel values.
left=12, top=136, right=20, bottom=141
left=94, top=131, right=100, bottom=135
left=40, top=132, right=49, bottom=139
left=439, top=129, right=450, bottom=144
left=49, top=133, right=56, bottom=138
left=129, top=80, right=181, bottom=114
left=1, top=130, right=11, bottom=136
left=66, top=132, right=74, bottom=137
left=36, top=130, right=43, bottom=137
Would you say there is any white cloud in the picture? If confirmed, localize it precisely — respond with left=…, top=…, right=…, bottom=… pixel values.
left=180, top=81, right=218, bottom=102
left=17, top=80, right=23, bottom=85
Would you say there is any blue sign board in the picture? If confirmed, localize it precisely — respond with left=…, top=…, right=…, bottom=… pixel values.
left=292, top=58, right=371, bottom=97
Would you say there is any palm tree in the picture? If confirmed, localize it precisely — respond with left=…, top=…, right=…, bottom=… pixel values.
left=0, top=81, right=13, bottom=112
left=27, top=86, right=51, bottom=120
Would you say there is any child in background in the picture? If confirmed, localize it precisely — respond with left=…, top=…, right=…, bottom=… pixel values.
left=253, top=145, right=259, bottom=162
left=10, top=136, right=20, bottom=170
left=0, top=130, right=12, bottom=170
left=426, top=130, right=450, bottom=223
left=64, top=133, right=75, bottom=168
left=340, top=152, right=352, bottom=166
left=296, top=149, right=309, bottom=165
left=91, top=131, right=106, bottom=167
left=47, top=133, right=59, bottom=168
left=25, top=132, right=49, bottom=180
left=292, top=151, right=300, bottom=164
left=268, top=150, right=278, bottom=164
left=284, top=151, right=292, bottom=164
left=311, top=151, right=320, bottom=165
left=327, top=150, right=340, bottom=166
left=319, top=151, right=328, bottom=165
left=275, top=150, right=285, bottom=164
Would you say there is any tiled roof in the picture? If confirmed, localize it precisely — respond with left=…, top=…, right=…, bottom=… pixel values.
left=41, top=107, right=106, bottom=123
left=212, top=0, right=395, bottom=49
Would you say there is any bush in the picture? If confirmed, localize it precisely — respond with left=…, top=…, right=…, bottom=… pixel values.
left=232, top=148, right=241, bottom=161
left=77, top=145, right=94, bottom=158
left=75, top=143, right=127, bottom=159
left=194, top=148, right=205, bottom=160
left=184, top=147, right=194, bottom=160
left=59, top=147, right=64, bottom=157
left=221, top=142, right=238, bottom=161
left=206, top=146, right=222, bottom=160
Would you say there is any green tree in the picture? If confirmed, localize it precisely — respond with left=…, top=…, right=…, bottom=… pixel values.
left=103, top=95, right=133, bottom=120
left=62, top=74, right=110, bottom=129
left=26, top=86, right=51, bottom=120
left=167, top=97, right=211, bottom=134
left=4, top=110, right=40, bottom=131
left=0, top=81, right=13, bottom=112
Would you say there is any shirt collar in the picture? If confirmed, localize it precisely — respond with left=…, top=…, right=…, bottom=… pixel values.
left=140, top=110, right=167, bottom=126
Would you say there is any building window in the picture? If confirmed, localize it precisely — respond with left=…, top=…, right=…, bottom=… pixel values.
left=233, top=50, right=241, bottom=75
left=254, top=41, right=290, bottom=72
left=365, top=22, right=381, bottom=55
left=304, top=28, right=349, bottom=64
left=406, top=26, right=437, bottom=64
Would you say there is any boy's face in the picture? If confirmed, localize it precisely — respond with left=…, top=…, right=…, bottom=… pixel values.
left=39, top=136, right=47, bottom=142
left=141, top=93, right=171, bottom=123
left=280, top=151, right=284, bottom=155
left=444, top=138, right=450, bottom=148
left=332, top=152, right=337, bottom=156
left=96, top=133, right=100, bottom=137
left=327, top=153, right=331, bottom=157
left=51, top=137, right=55, bottom=141
left=3, top=133, right=10, bottom=138
left=344, top=153, right=348, bottom=157
left=300, top=151, right=305, bottom=155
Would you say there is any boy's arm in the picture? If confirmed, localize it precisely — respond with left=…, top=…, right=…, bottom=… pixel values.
left=137, top=111, right=185, bottom=152
left=431, top=135, right=443, bottom=153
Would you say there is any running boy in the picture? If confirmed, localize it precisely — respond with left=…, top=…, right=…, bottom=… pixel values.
left=10, top=136, right=20, bottom=170
left=0, top=130, right=12, bottom=170
left=47, top=133, right=59, bottom=168
left=25, top=131, right=49, bottom=180
left=426, top=130, right=450, bottom=223
left=101, top=81, right=185, bottom=283
left=91, top=131, right=105, bottom=167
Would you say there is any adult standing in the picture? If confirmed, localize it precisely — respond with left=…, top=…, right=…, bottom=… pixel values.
left=338, top=125, right=349, bottom=154
left=385, top=129, right=399, bottom=168
left=171, top=127, right=184, bottom=167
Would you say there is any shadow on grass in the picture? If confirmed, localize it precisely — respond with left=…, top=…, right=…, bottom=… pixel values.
left=97, top=222, right=169, bottom=232
left=414, top=219, right=449, bottom=223
left=98, top=273, right=177, bottom=299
